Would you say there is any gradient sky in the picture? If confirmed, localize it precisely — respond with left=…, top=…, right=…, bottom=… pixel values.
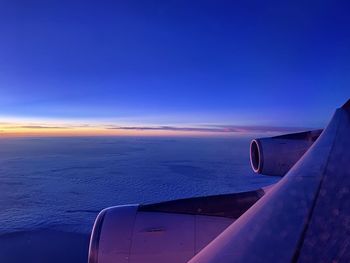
left=0, top=1, right=349, bottom=136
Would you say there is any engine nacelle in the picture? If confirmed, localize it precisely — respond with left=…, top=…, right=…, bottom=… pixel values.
left=88, top=205, right=233, bottom=263
left=88, top=190, right=265, bottom=263
left=250, top=129, right=323, bottom=176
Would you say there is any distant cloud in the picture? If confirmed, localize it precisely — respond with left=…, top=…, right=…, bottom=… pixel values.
left=19, top=125, right=68, bottom=129
left=207, top=125, right=311, bottom=133
left=108, top=125, right=312, bottom=134
left=0, top=121, right=316, bottom=137
left=109, top=126, right=224, bottom=132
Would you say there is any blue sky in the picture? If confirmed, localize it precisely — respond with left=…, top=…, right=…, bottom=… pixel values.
left=0, top=0, right=349, bottom=134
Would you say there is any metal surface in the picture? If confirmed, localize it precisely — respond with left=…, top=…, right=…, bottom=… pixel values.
left=88, top=189, right=267, bottom=263
left=250, top=130, right=322, bottom=176
left=189, top=100, right=350, bottom=263
left=139, top=189, right=265, bottom=219
left=90, top=205, right=139, bottom=263
left=89, top=206, right=234, bottom=263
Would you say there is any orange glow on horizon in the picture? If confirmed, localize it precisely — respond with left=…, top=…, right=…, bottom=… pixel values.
left=0, top=122, right=244, bottom=137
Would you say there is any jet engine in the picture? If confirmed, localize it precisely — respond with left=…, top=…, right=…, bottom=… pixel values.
left=88, top=189, right=265, bottom=263
left=250, top=129, right=323, bottom=176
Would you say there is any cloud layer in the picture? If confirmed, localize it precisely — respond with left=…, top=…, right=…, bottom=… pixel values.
left=108, top=125, right=311, bottom=134
left=0, top=120, right=317, bottom=137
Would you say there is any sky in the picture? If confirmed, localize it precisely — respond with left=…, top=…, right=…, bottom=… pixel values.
left=0, top=0, right=349, bottom=136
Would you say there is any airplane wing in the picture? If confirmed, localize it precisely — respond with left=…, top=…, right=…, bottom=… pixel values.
left=88, top=99, right=350, bottom=263
left=190, top=99, right=350, bottom=263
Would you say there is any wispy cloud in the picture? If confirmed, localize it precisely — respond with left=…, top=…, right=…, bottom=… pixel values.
left=19, top=125, right=68, bottom=129
left=108, top=126, right=223, bottom=132
left=207, top=125, right=311, bottom=133
left=0, top=119, right=316, bottom=137
left=108, top=125, right=312, bottom=134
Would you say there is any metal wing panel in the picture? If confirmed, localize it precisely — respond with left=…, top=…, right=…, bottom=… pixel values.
left=139, top=189, right=265, bottom=219
left=297, top=105, right=350, bottom=262
left=189, top=105, right=345, bottom=263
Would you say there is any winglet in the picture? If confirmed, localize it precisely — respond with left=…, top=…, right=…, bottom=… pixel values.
left=342, top=99, right=350, bottom=110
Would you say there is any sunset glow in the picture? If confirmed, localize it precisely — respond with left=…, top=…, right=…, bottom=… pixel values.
left=1, top=1, right=349, bottom=136
left=0, top=119, right=314, bottom=137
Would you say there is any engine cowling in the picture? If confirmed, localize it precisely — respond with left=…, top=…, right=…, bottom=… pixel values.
left=250, top=129, right=323, bottom=176
left=88, top=190, right=265, bottom=263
